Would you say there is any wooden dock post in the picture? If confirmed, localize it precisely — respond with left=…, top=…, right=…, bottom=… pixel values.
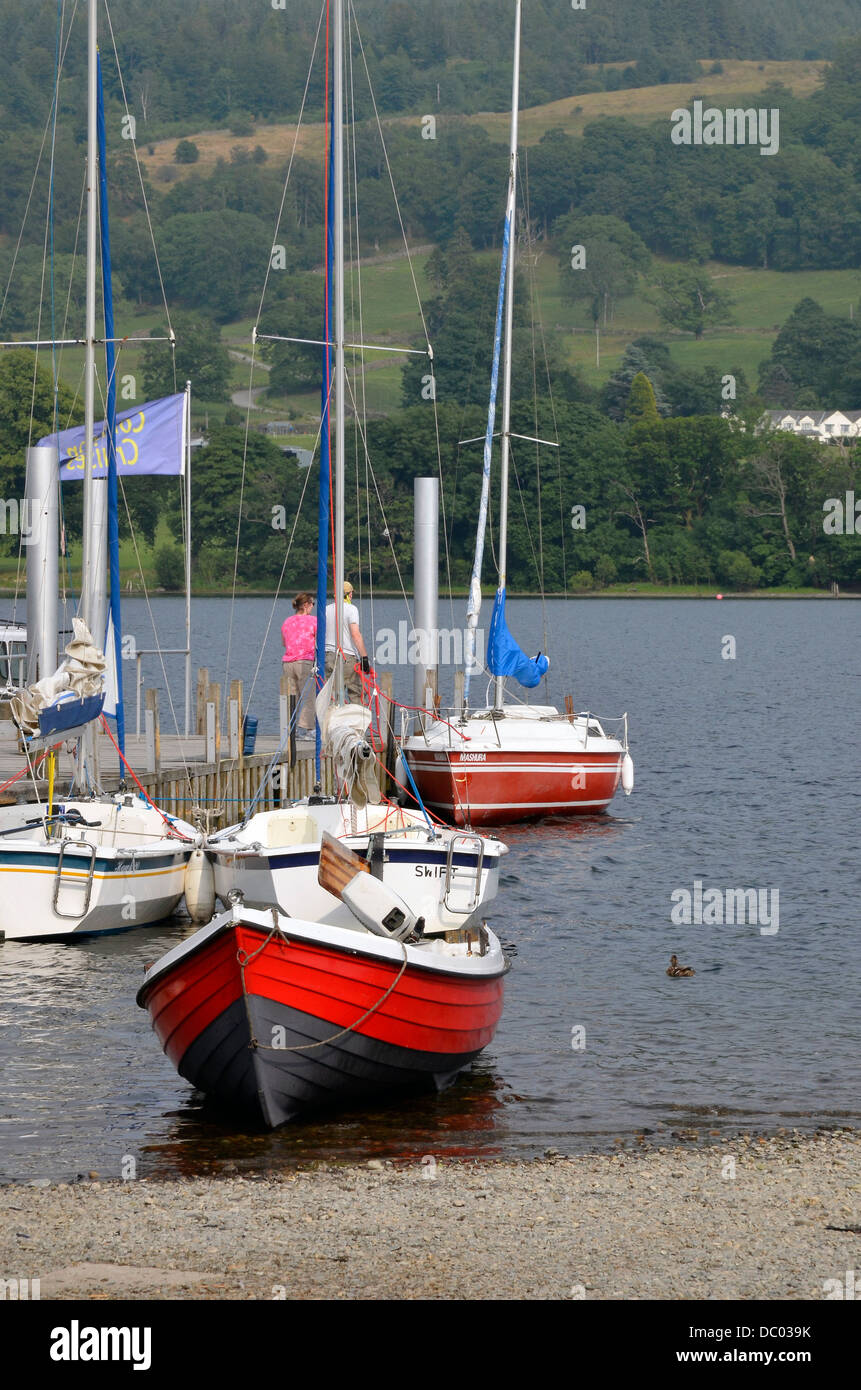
left=454, top=670, right=465, bottom=716
left=205, top=681, right=220, bottom=767
left=196, top=667, right=209, bottom=735
left=228, top=679, right=243, bottom=760
left=228, top=679, right=243, bottom=819
left=144, top=688, right=160, bottom=774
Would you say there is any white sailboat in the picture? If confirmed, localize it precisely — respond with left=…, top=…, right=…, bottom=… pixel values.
left=401, top=0, right=634, bottom=827
left=0, top=0, right=195, bottom=942
left=205, top=0, right=506, bottom=936
left=138, top=0, right=508, bottom=1127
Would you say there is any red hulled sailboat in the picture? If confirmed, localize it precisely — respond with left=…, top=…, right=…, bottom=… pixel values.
left=137, top=834, right=507, bottom=1126
left=400, top=2, right=633, bottom=827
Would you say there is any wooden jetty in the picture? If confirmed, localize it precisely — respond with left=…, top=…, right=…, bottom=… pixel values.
left=0, top=670, right=398, bottom=827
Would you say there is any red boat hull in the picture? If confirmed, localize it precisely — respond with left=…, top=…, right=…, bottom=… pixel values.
left=404, top=747, right=623, bottom=826
left=138, top=919, right=506, bottom=1127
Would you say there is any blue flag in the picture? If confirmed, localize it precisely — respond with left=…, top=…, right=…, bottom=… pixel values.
left=487, top=588, right=549, bottom=689
left=41, top=392, right=186, bottom=481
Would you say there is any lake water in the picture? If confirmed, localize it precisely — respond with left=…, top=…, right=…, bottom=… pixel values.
left=1, top=597, right=859, bottom=1181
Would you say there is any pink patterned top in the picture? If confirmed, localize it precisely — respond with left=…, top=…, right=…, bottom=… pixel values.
left=282, top=614, right=317, bottom=663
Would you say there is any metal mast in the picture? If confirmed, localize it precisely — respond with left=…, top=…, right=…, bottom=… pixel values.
left=493, top=0, right=522, bottom=712
left=333, top=0, right=346, bottom=700
left=80, top=0, right=106, bottom=648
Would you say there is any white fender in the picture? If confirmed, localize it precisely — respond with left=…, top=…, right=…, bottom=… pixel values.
left=621, top=752, right=634, bottom=796
left=185, top=846, right=216, bottom=923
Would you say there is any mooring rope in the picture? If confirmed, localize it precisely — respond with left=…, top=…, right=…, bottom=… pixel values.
left=237, top=914, right=409, bottom=1054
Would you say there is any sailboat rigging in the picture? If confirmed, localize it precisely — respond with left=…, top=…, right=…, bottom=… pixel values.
left=0, top=0, right=195, bottom=942
left=401, top=0, right=635, bottom=827
left=140, top=0, right=508, bottom=1126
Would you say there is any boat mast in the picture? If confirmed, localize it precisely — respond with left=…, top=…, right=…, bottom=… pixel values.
left=80, top=0, right=106, bottom=650
left=493, top=0, right=522, bottom=713
left=333, top=0, right=346, bottom=700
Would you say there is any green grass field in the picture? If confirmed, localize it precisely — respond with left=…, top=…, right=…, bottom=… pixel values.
left=24, top=248, right=859, bottom=428
left=255, top=252, right=861, bottom=415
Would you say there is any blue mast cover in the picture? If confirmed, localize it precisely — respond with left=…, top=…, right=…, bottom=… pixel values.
left=487, top=587, right=549, bottom=689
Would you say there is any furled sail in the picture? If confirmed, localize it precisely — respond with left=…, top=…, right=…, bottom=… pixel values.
left=11, top=619, right=106, bottom=738
left=487, top=587, right=549, bottom=690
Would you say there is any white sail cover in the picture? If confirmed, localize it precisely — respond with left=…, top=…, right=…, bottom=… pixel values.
left=11, top=619, right=106, bottom=737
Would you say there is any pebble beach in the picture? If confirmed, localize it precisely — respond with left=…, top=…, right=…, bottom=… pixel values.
left=2, top=1130, right=857, bottom=1300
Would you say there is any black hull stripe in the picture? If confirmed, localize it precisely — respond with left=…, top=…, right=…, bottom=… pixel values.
left=179, top=995, right=483, bottom=1128
left=231, top=849, right=492, bottom=870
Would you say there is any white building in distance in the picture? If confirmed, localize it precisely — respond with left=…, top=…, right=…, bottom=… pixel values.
left=765, top=409, right=861, bottom=443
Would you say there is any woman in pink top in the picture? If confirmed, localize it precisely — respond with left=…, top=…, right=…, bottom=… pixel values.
left=281, top=592, right=317, bottom=735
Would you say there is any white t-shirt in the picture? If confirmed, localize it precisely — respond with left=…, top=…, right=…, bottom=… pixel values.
left=325, top=600, right=360, bottom=657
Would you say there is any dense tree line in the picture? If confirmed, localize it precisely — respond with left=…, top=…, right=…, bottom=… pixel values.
left=169, top=400, right=860, bottom=594
left=2, top=349, right=858, bottom=591
left=2, top=5, right=861, bottom=593
left=4, top=31, right=861, bottom=346
left=0, top=0, right=857, bottom=137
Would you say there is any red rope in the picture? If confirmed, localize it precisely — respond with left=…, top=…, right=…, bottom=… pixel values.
left=0, top=763, right=31, bottom=795
left=99, top=716, right=193, bottom=841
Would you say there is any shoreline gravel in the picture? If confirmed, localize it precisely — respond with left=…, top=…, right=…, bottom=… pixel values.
left=1, top=1130, right=858, bottom=1300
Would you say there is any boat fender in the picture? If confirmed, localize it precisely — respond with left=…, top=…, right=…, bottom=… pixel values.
left=621, top=752, right=634, bottom=795
left=185, top=846, right=216, bottom=923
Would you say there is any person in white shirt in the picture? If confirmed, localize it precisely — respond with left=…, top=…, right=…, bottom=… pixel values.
left=325, top=580, right=370, bottom=702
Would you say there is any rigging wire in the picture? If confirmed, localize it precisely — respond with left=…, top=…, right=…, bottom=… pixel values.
left=223, top=399, right=326, bottom=743
left=345, top=3, right=374, bottom=644
left=223, top=0, right=327, bottom=727
left=343, top=372, right=412, bottom=612
left=521, top=148, right=549, bottom=673
left=103, top=0, right=174, bottom=336
left=349, top=0, right=459, bottom=639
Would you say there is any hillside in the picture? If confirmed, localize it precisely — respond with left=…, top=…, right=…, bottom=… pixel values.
left=138, top=59, right=828, bottom=179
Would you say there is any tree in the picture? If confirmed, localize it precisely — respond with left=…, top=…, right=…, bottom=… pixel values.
left=141, top=314, right=231, bottom=403
left=760, top=298, right=859, bottom=403
left=400, top=231, right=538, bottom=409
left=601, top=342, right=671, bottom=419
left=261, top=275, right=322, bottom=397
left=157, top=210, right=271, bottom=320
left=555, top=213, right=650, bottom=326
left=740, top=432, right=825, bottom=564
left=626, top=372, right=660, bottom=424
left=0, top=350, right=81, bottom=502
left=154, top=542, right=185, bottom=589
left=649, top=266, right=734, bottom=339
left=174, top=140, right=200, bottom=164
left=170, top=426, right=317, bottom=587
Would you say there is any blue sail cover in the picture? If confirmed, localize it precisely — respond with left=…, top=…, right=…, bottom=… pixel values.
left=487, top=588, right=549, bottom=689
